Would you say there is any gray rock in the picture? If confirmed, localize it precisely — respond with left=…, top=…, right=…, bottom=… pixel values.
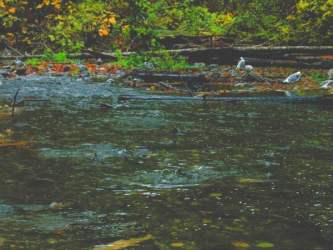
left=208, top=64, right=219, bottom=70
left=114, top=70, right=126, bottom=79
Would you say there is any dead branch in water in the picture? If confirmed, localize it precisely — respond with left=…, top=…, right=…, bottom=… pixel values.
left=131, top=72, right=206, bottom=82
left=11, top=88, right=20, bottom=118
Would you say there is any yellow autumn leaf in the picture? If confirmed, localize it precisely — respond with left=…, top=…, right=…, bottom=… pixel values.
left=93, top=234, right=153, bottom=250
left=52, top=0, right=62, bottom=9
left=170, top=242, right=185, bottom=248
left=36, top=3, right=44, bottom=9
left=0, top=0, right=5, bottom=8
left=98, top=27, right=109, bottom=37
left=6, top=32, right=15, bottom=40
left=232, top=240, right=250, bottom=248
left=108, top=16, right=116, bottom=25
left=8, top=7, right=16, bottom=14
left=43, top=0, right=50, bottom=5
left=123, top=24, right=130, bottom=30
left=296, top=0, right=310, bottom=11
left=286, top=15, right=295, bottom=21
left=222, top=12, right=234, bottom=25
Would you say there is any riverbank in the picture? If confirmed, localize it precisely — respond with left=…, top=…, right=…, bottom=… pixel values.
left=1, top=58, right=332, bottom=100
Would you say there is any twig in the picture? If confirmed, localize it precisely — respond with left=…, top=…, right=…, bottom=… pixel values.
left=3, top=40, right=24, bottom=56
left=11, top=88, right=20, bottom=118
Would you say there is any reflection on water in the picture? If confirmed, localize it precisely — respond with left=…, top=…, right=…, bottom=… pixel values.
left=0, top=77, right=332, bottom=249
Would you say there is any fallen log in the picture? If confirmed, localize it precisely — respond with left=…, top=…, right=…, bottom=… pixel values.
left=83, top=46, right=333, bottom=58
left=2, top=46, right=333, bottom=68
left=117, top=94, right=333, bottom=104
left=246, top=58, right=333, bottom=68
left=82, top=46, right=333, bottom=68
left=0, top=52, right=92, bottom=60
left=131, top=72, right=206, bottom=82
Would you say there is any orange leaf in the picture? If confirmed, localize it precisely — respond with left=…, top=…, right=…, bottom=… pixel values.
left=98, top=27, right=109, bottom=37
left=320, top=55, right=333, bottom=60
left=8, top=7, right=16, bottom=14
left=86, top=63, right=97, bottom=73
left=93, top=234, right=153, bottom=250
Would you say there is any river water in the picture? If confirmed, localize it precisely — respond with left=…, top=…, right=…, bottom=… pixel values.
left=0, top=76, right=332, bottom=249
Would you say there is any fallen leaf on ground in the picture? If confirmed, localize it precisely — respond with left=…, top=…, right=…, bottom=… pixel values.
left=232, top=240, right=250, bottom=248
left=0, top=237, right=6, bottom=247
left=0, top=140, right=30, bottom=148
left=238, top=178, right=271, bottom=185
left=93, top=234, right=154, bottom=250
left=256, top=241, right=274, bottom=248
left=170, top=242, right=185, bottom=248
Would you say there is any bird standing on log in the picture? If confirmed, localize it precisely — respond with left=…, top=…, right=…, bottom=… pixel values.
left=244, top=65, right=254, bottom=74
left=283, top=71, right=301, bottom=84
left=320, top=68, right=333, bottom=89
left=236, top=57, right=245, bottom=70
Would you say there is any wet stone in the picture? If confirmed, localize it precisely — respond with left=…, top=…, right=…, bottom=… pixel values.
left=0, top=204, right=15, bottom=217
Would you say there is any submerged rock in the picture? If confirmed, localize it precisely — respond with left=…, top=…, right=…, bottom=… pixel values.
left=0, top=204, right=15, bottom=217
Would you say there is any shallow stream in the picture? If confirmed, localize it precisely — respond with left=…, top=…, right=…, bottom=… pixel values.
left=0, top=76, right=332, bottom=249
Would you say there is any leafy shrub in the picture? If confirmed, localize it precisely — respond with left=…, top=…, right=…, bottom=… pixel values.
left=113, top=49, right=192, bottom=71
left=25, top=58, right=43, bottom=66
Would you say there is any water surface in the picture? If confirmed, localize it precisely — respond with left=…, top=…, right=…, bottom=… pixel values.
left=0, top=77, right=332, bottom=249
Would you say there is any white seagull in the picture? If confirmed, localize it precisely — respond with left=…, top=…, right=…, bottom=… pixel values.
left=244, top=65, right=254, bottom=73
left=320, top=80, right=333, bottom=89
left=283, top=71, right=301, bottom=84
left=236, top=57, right=246, bottom=69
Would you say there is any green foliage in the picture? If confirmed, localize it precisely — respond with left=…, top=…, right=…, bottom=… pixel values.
left=308, top=72, right=327, bottom=84
left=25, top=50, right=71, bottom=65
left=1, top=0, right=333, bottom=52
left=40, top=49, right=71, bottom=63
left=25, top=58, right=43, bottom=67
left=113, top=50, right=192, bottom=71
left=52, top=52, right=69, bottom=63
left=46, top=0, right=113, bottom=51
